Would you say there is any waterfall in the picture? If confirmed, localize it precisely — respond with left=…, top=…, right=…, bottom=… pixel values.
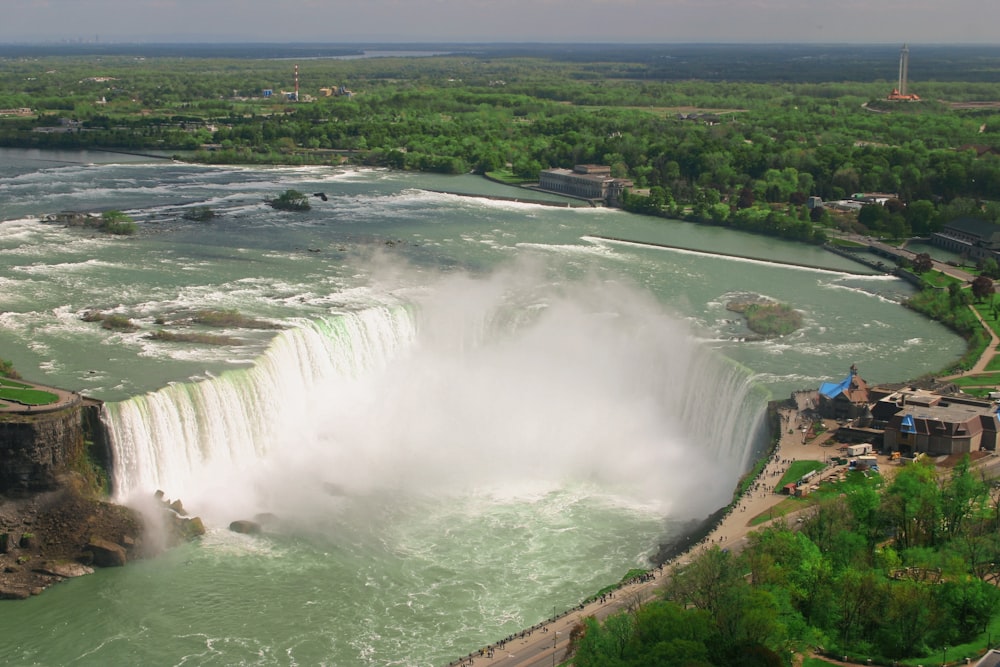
left=104, top=306, right=417, bottom=503
left=103, top=280, right=770, bottom=522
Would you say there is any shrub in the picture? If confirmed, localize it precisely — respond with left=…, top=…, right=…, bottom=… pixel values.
left=744, top=303, right=804, bottom=337
left=148, top=330, right=242, bottom=345
left=100, top=314, right=138, bottom=332
left=192, top=309, right=281, bottom=330
left=182, top=206, right=216, bottom=222
left=98, top=210, right=137, bottom=235
left=0, top=358, right=20, bottom=379
left=727, top=297, right=804, bottom=337
left=82, top=311, right=139, bottom=332
left=267, top=189, right=310, bottom=212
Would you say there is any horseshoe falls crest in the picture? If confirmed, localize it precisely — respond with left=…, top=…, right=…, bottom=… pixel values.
left=105, top=306, right=421, bottom=507
left=93, top=274, right=769, bottom=666
left=105, top=277, right=768, bottom=521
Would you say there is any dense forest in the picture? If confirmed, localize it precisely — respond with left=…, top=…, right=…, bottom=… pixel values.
left=571, top=457, right=1000, bottom=666
left=2, top=44, right=1000, bottom=245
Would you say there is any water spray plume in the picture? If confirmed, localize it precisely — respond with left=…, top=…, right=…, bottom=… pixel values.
left=105, top=262, right=767, bottom=527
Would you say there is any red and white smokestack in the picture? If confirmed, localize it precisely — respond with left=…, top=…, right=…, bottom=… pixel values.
left=295, top=64, right=299, bottom=101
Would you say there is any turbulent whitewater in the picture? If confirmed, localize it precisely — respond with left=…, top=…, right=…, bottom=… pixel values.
left=105, top=274, right=767, bottom=521
left=0, top=149, right=966, bottom=666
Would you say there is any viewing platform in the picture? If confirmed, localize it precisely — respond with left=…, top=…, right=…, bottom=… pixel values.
left=0, top=378, right=83, bottom=416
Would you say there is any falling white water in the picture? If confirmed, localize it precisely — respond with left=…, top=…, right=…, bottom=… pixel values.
left=104, top=305, right=418, bottom=504
left=104, top=271, right=769, bottom=526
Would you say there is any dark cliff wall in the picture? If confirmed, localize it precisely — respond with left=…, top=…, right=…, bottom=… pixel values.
left=82, top=401, right=113, bottom=488
left=0, top=407, right=85, bottom=493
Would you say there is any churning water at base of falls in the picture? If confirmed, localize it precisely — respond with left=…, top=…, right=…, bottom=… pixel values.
left=0, top=149, right=966, bottom=666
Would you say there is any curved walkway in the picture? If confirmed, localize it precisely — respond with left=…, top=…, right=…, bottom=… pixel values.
left=0, top=379, right=80, bottom=415
left=941, top=305, right=1000, bottom=379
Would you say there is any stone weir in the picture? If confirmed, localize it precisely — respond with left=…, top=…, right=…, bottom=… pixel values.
left=0, top=382, right=203, bottom=599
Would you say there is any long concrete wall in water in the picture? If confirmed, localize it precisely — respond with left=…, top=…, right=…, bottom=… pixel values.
left=590, top=235, right=883, bottom=276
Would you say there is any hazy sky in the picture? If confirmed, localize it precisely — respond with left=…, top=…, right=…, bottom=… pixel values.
left=3, top=0, right=997, bottom=44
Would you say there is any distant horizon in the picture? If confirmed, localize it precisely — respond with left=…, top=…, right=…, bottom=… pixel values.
left=2, top=39, right=998, bottom=47
left=4, top=0, right=997, bottom=46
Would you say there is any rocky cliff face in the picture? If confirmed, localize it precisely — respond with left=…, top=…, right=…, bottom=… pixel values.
left=0, top=404, right=206, bottom=600
left=0, top=408, right=84, bottom=494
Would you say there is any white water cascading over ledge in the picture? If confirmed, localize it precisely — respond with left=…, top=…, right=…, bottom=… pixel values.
left=104, top=305, right=418, bottom=504
left=103, top=277, right=770, bottom=525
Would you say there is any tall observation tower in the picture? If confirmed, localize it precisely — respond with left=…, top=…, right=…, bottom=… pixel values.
left=898, top=44, right=909, bottom=97
left=887, top=44, right=920, bottom=101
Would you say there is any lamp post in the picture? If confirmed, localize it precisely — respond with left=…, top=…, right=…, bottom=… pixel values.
left=552, top=631, right=559, bottom=667
left=942, top=644, right=947, bottom=666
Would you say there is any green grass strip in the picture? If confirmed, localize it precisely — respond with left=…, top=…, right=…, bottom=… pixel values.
left=0, top=387, right=60, bottom=406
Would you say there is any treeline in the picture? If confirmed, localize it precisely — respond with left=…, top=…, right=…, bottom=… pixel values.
left=3, top=49, right=1000, bottom=237
left=571, top=457, right=1000, bottom=665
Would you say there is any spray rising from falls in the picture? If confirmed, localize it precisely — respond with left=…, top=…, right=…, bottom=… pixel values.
left=104, top=272, right=770, bottom=525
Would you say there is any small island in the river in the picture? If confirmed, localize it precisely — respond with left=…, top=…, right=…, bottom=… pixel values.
left=726, top=295, right=804, bottom=337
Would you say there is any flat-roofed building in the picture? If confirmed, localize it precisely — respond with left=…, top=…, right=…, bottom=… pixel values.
left=537, top=164, right=632, bottom=206
left=881, top=388, right=1000, bottom=456
left=931, top=217, right=1000, bottom=262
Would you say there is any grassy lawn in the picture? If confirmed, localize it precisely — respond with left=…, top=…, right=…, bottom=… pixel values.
left=750, top=466, right=880, bottom=527
left=828, top=238, right=868, bottom=248
left=974, top=300, right=1000, bottom=337
left=778, top=460, right=826, bottom=487
left=749, top=496, right=810, bottom=526
left=950, top=372, right=1000, bottom=387
left=920, top=270, right=965, bottom=289
left=0, top=378, right=60, bottom=406
left=484, top=169, right=531, bottom=185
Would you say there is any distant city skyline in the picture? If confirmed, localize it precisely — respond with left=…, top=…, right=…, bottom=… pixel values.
left=3, top=0, right=997, bottom=44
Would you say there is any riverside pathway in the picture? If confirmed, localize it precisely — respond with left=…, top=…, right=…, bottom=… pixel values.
left=942, top=304, right=1000, bottom=379
left=444, top=405, right=846, bottom=667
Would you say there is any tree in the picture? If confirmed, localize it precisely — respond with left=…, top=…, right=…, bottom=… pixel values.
left=978, top=257, right=1000, bottom=280
left=905, top=199, right=938, bottom=235
left=912, top=252, right=933, bottom=274
left=971, top=274, right=994, bottom=302
left=876, top=578, right=936, bottom=658
left=882, top=459, right=942, bottom=549
left=268, top=189, right=311, bottom=211
left=937, top=576, right=1000, bottom=643
left=833, top=567, right=883, bottom=646
left=98, top=210, right=137, bottom=235
left=857, top=203, right=888, bottom=231
left=949, top=281, right=972, bottom=308
left=665, top=547, right=743, bottom=616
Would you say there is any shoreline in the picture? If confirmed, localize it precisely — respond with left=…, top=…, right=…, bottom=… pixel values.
left=443, top=400, right=815, bottom=667
left=9, top=152, right=951, bottom=287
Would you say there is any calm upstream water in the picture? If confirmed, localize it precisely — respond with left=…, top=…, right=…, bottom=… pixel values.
left=0, top=148, right=964, bottom=666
